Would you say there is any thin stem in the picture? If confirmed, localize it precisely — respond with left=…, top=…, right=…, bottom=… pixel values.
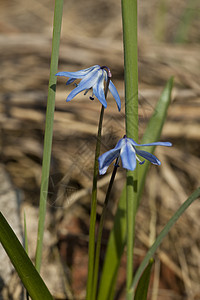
left=86, top=105, right=104, bottom=300
left=35, top=0, right=63, bottom=272
left=86, top=73, right=111, bottom=300
left=121, top=0, right=138, bottom=298
left=92, top=158, right=119, bottom=300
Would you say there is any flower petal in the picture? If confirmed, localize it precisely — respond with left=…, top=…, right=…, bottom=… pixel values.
left=93, top=71, right=107, bottom=108
left=98, top=139, right=124, bottom=175
left=135, top=149, right=161, bottom=165
left=66, top=68, right=100, bottom=101
left=129, top=139, right=172, bottom=147
left=120, top=142, right=136, bottom=171
left=138, top=142, right=172, bottom=147
left=114, top=138, right=126, bottom=149
left=56, top=65, right=100, bottom=79
left=109, top=80, right=121, bottom=111
left=98, top=149, right=120, bottom=175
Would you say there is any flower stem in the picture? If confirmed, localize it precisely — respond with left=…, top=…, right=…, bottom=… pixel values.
left=121, top=0, right=138, bottom=297
left=86, top=73, right=111, bottom=300
left=92, top=158, right=119, bottom=300
left=35, top=0, right=63, bottom=273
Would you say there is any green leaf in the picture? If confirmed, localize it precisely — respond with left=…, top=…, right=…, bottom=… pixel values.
left=121, top=0, right=139, bottom=296
left=138, top=76, right=174, bottom=202
left=24, top=211, right=29, bottom=254
left=35, top=0, right=63, bottom=273
left=134, top=258, right=154, bottom=300
left=174, top=0, right=199, bottom=43
left=131, top=187, right=200, bottom=293
left=0, top=212, right=53, bottom=300
left=97, top=78, right=173, bottom=300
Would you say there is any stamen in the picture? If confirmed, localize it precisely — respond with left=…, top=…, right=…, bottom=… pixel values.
left=136, top=155, right=145, bottom=165
left=84, top=88, right=90, bottom=95
left=89, top=91, right=95, bottom=101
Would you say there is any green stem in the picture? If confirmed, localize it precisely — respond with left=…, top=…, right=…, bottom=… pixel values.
left=35, top=0, right=63, bottom=273
left=86, top=74, right=111, bottom=300
left=121, top=0, right=138, bottom=297
left=92, top=158, right=119, bottom=300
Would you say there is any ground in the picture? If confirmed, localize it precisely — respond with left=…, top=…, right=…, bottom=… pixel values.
left=0, top=0, right=200, bottom=299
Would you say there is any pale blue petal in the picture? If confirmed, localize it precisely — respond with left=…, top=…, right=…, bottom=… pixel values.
left=109, top=80, right=121, bottom=111
left=98, top=139, right=124, bottom=175
left=56, top=65, right=100, bottom=79
left=138, top=142, right=172, bottom=147
left=66, top=69, right=99, bottom=101
left=114, top=138, right=126, bottom=150
left=77, top=68, right=100, bottom=88
left=93, top=71, right=107, bottom=108
left=120, top=142, right=136, bottom=171
left=98, top=148, right=120, bottom=175
left=135, top=149, right=161, bottom=165
left=129, top=139, right=172, bottom=147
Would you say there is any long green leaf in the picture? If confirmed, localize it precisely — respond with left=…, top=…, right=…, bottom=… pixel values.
left=131, top=187, right=200, bottom=294
left=137, top=77, right=174, bottom=202
left=134, top=258, right=154, bottom=300
left=97, top=78, right=173, bottom=300
left=35, top=0, right=63, bottom=272
left=24, top=211, right=29, bottom=254
left=121, top=0, right=139, bottom=296
left=0, top=212, right=53, bottom=300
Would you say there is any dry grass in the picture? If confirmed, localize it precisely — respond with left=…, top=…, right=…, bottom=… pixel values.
left=0, top=0, right=200, bottom=299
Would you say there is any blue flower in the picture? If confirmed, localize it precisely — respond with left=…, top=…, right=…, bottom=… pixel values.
left=98, top=135, right=172, bottom=175
left=56, top=65, right=121, bottom=111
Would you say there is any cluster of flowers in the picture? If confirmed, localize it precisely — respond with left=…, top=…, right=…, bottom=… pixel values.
left=56, top=65, right=172, bottom=174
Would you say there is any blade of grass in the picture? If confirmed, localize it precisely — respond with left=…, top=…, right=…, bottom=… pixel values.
left=174, top=0, right=198, bottom=43
left=35, top=0, right=63, bottom=273
left=154, top=0, right=167, bottom=41
left=131, top=187, right=200, bottom=294
left=98, top=78, right=173, bottom=300
left=121, top=0, right=138, bottom=297
left=24, top=211, right=28, bottom=254
left=24, top=212, right=30, bottom=300
left=137, top=77, right=174, bottom=202
left=0, top=212, right=53, bottom=300
left=134, top=258, right=154, bottom=300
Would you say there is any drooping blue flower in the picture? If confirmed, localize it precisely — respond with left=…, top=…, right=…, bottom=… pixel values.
left=56, top=65, right=121, bottom=111
left=98, top=135, right=172, bottom=175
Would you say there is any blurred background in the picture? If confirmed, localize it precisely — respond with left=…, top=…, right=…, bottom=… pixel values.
left=0, top=0, right=200, bottom=299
